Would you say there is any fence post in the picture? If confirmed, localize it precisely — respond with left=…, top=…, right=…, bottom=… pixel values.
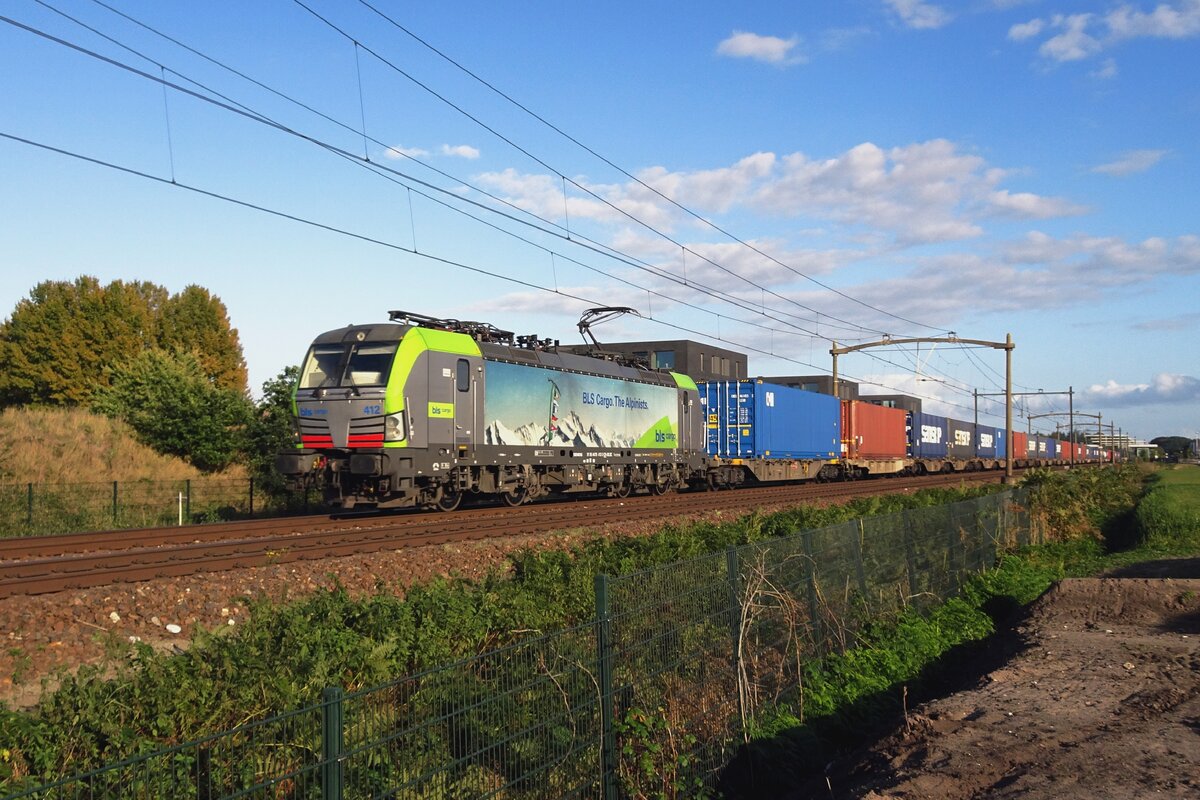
left=112, top=481, right=118, bottom=525
left=195, top=745, right=212, bottom=800
left=902, top=510, right=920, bottom=605
left=801, top=529, right=823, bottom=650
left=27, top=483, right=33, bottom=526
left=725, top=546, right=745, bottom=738
left=947, top=510, right=961, bottom=594
left=321, top=686, right=344, bottom=800
left=594, top=574, right=618, bottom=800
left=185, top=479, right=192, bottom=522
left=851, top=519, right=870, bottom=608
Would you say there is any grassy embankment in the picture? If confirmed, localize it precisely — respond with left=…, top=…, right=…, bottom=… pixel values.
left=0, top=406, right=247, bottom=535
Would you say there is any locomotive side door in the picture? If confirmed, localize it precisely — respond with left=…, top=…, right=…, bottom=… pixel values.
left=425, top=352, right=479, bottom=457
left=451, top=356, right=480, bottom=457
left=424, top=353, right=457, bottom=451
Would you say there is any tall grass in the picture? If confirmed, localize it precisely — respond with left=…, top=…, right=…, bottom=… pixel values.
left=0, top=406, right=246, bottom=484
left=0, top=406, right=258, bottom=536
left=1136, top=464, right=1200, bottom=548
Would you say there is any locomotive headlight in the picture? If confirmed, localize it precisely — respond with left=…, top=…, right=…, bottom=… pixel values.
left=384, top=411, right=407, bottom=442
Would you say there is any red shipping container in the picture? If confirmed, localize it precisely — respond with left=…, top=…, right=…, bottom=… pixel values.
left=1013, top=431, right=1028, bottom=459
left=841, top=400, right=907, bottom=459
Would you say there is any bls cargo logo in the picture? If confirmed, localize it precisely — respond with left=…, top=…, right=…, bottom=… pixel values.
left=954, top=429, right=971, bottom=447
left=979, top=433, right=994, bottom=448
left=921, top=425, right=942, bottom=444
left=655, top=431, right=677, bottom=443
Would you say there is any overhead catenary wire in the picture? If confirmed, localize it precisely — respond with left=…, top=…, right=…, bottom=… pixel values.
left=5, top=9, right=1009, bottom=416
left=0, top=128, right=996, bottom=419
left=347, top=0, right=949, bottom=336
left=32, top=1, right=878, bottom=342
left=289, top=0, right=914, bottom=341
left=0, top=11, right=836, bottom=345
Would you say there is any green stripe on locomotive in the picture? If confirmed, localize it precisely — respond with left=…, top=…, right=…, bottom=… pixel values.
left=382, top=326, right=482, bottom=448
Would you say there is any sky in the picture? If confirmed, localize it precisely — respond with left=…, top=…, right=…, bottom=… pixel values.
left=2, top=0, right=1198, bottom=442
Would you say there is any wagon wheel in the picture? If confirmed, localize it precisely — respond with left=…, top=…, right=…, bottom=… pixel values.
left=435, top=487, right=462, bottom=512
left=500, top=486, right=528, bottom=507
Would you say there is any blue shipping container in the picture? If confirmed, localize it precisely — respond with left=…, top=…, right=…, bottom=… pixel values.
left=946, top=417, right=975, bottom=459
left=976, top=425, right=999, bottom=458
left=910, top=412, right=949, bottom=459
left=698, top=380, right=840, bottom=459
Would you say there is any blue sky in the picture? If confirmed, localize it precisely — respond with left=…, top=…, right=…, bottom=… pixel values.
left=2, top=0, right=1198, bottom=441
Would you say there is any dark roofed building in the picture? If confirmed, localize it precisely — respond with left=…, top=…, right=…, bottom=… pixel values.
left=560, top=339, right=748, bottom=383
left=860, top=393, right=922, bottom=415
left=759, top=374, right=858, bottom=401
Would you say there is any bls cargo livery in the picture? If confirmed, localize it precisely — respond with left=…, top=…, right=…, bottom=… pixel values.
left=275, top=311, right=706, bottom=510
left=277, top=312, right=1108, bottom=510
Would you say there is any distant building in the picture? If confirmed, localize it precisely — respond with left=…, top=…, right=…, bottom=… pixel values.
left=560, top=339, right=748, bottom=383
left=860, top=393, right=923, bottom=415
left=759, top=374, right=858, bottom=401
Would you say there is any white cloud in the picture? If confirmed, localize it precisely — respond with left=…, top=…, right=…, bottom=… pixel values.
left=1131, top=312, right=1200, bottom=331
left=716, top=31, right=805, bottom=65
left=1107, top=0, right=1200, bottom=39
left=1008, top=19, right=1046, bottom=40
left=1091, top=57, right=1119, bottom=78
left=884, top=0, right=952, bottom=30
left=752, top=139, right=1083, bottom=244
left=384, top=145, right=428, bottom=159
left=766, top=230, right=1200, bottom=332
left=1091, top=149, right=1169, bottom=176
left=1083, top=373, right=1200, bottom=406
left=463, top=288, right=600, bottom=318
left=821, top=27, right=874, bottom=51
left=987, top=190, right=1088, bottom=218
left=441, top=144, right=481, bottom=159
left=478, top=139, right=1087, bottom=250
left=1040, top=13, right=1103, bottom=61
left=1011, top=2, right=1200, bottom=63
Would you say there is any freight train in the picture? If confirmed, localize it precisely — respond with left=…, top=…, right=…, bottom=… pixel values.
left=275, top=312, right=1108, bottom=510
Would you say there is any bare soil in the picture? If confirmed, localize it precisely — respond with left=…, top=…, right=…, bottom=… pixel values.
left=786, top=559, right=1200, bottom=799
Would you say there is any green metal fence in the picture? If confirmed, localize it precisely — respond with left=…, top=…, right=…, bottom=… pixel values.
left=2, top=489, right=1036, bottom=799
left=0, top=480, right=320, bottom=537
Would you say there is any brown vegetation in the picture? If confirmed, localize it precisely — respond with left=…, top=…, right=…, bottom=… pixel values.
left=0, top=406, right=246, bottom=484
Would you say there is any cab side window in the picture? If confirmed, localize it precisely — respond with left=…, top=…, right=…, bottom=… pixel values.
left=456, top=359, right=470, bottom=392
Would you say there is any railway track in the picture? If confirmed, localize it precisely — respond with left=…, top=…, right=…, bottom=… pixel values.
left=0, top=470, right=1019, bottom=598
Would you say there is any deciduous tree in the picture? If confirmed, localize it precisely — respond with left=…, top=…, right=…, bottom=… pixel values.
left=0, top=277, right=248, bottom=407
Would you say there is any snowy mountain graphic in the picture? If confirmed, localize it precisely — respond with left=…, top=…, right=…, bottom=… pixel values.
left=485, top=410, right=635, bottom=448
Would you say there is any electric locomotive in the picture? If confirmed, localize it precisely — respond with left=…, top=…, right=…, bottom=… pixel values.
left=276, top=311, right=706, bottom=510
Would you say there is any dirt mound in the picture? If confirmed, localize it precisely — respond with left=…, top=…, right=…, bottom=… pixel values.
left=798, top=569, right=1200, bottom=799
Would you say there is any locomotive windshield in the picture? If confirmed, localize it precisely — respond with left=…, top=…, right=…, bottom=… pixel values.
left=299, top=342, right=398, bottom=389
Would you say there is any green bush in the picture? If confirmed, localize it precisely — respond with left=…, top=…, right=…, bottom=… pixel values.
left=92, top=349, right=252, bottom=472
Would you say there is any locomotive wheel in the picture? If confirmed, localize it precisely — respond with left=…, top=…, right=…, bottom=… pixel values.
left=650, top=479, right=672, bottom=496
left=611, top=482, right=632, bottom=499
left=435, top=488, right=462, bottom=512
left=500, top=487, right=528, bottom=507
